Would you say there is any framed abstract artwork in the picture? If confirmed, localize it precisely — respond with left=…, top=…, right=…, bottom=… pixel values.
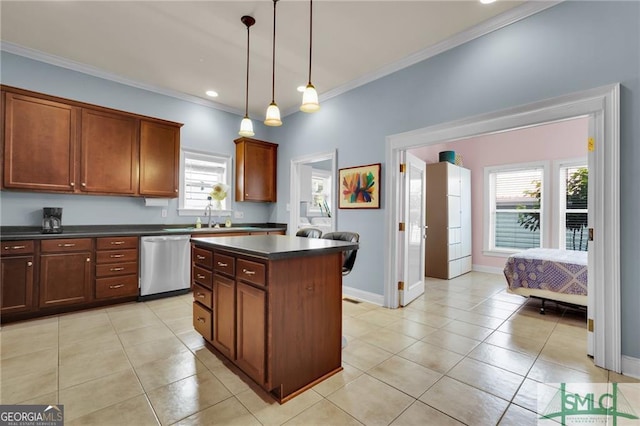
left=338, top=163, right=381, bottom=209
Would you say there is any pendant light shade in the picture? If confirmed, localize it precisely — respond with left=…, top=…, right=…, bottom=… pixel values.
left=239, top=15, right=256, bottom=137
left=300, top=0, right=320, bottom=113
left=265, top=0, right=282, bottom=126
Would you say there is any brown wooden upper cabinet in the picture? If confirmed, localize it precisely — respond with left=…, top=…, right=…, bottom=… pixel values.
left=81, top=108, right=138, bottom=195
left=3, top=92, right=79, bottom=192
left=139, top=120, right=180, bottom=197
left=1, top=86, right=182, bottom=197
left=234, top=137, right=278, bottom=202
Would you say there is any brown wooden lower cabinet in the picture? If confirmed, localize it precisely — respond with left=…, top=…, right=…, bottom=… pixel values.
left=1, top=240, right=35, bottom=314
left=191, top=240, right=344, bottom=404
left=40, top=251, right=92, bottom=308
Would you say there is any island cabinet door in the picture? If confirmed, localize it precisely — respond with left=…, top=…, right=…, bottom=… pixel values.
left=212, top=273, right=236, bottom=359
left=235, top=281, right=266, bottom=385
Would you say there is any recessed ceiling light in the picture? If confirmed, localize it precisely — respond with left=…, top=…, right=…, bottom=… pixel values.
left=296, top=86, right=306, bottom=93
left=480, top=0, right=497, bottom=4
left=205, top=90, right=219, bottom=97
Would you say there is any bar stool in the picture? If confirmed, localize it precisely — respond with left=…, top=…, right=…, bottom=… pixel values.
left=295, top=227, right=323, bottom=238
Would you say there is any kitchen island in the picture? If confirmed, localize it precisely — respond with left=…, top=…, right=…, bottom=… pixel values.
left=190, top=234, right=358, bottom=403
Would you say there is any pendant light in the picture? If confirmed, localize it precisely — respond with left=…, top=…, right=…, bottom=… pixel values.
left=264, top=0, right=282, bottom=126
left=300, top=0, right=320, bottom=113
left=239, top=15, right=256, bottom=137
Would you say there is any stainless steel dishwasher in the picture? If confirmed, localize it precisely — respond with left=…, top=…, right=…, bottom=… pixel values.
left=139, top=234, right=191, bottom=300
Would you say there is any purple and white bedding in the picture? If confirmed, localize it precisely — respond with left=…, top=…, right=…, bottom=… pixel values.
left=503, top=248, right=588, bottom=296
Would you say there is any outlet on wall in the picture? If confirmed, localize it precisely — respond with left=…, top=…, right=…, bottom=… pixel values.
left=161, top=209, right=167, bottom=218
left=234, top=211, right=244, bottom=219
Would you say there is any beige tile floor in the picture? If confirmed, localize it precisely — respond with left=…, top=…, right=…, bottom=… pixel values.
left=1, top=271, right=638, bottom=425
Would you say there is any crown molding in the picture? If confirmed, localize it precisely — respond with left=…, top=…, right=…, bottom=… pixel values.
left=0, top=41, right=244, bottom=116
left=2, top=1, right=561, bottom=118
left=290, top=0, right=562, bottom=117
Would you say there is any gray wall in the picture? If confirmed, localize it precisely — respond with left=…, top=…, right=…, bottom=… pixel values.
left=270, top=1, right=640, bottom=359
left=0, top=53, right=274, bottom=226
left=0, top=1, right=638, bottom=358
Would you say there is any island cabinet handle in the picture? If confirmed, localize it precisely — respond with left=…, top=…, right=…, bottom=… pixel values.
left=196, top=317, right=206, bottom=323
left=110, top=241, right=125, bottom=245
left=196, top=293, right=205, bottom=298
left=196, top=274, right=206, bottom=280
left=110, top=267, right=125, bottom=272
left=4, top=245, right=26, bottom=250
left=217, top=262, right=228, bottom=267
left=196, top=255, right=206, bottom=260
left=110, top=254, right=125, bottom=258
left=242, top=269, right=256, bottom=276
left=109, top=284, right=125, bottom=289
left=58, top=243, right=75, bottom=247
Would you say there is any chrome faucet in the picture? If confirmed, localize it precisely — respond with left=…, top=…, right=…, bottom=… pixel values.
left=204, top=200, right=214, bottom=228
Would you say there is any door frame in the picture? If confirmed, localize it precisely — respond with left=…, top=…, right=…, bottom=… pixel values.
left=289, top=150, right=338, bottom=234
left=383, top=84, right=620, bottom=372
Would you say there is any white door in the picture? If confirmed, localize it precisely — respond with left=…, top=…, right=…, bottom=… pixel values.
left=400, top=152, right=426, bottom=306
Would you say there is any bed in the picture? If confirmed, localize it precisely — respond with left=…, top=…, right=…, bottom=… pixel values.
left=503, top=248, right=588, bottom=313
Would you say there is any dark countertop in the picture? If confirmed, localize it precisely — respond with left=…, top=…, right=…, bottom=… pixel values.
left=191, top=235, right=358, bottom=260
left=0, top=223, right=287, bottom=241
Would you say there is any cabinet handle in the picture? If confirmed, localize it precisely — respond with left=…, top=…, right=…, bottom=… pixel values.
left=86, top=258, right=91, bottom=262
left=197, top=274, right=205, bottom=279
left=196, top=255, right=205, bottom=260
left=175, top=189, right=178, bottom=193
left=4, top=245, right=26, bottom=250
left=196, top=317, right=205, bottom=323
left=110, top=254, right=125, bottom=258
left=217, top=261, right=228, bottom=267
left=70, top=182, right=75, bottom=187
left=110, top=241, right=125, bottom=245
left=81, top=182, right=86, bottom=187
left=58, top=243, right=76, bottom=247
left=242, top=269, right=256, bottom=276
left=27, top=261, right=33, bottom=267
left=109, top=284, right=125, bottom=289
left=196, top=293, right=205, bottom=298
left=110, top=267, right=125, bottom=272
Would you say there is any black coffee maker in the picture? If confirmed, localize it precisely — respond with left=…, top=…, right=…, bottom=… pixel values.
left=42, top=207, right=63, bottom=234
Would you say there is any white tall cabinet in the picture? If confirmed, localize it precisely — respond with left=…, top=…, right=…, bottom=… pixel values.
left=425, top=161, right=472, bottom=279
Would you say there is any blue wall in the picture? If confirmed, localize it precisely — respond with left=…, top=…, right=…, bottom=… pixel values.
left=1, top=1, right=638, bottom=358
left=270, top=1, right=640, bottom=358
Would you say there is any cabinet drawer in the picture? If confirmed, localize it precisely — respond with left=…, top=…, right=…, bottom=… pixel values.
left=96, top=236, right=138, bottom=250
left=96, top=249, right=138, bottom=264
left=95, top=275, right=138, bottom=299
left=237, top=259, right=266, bottom=287
left=193, top=266, right=212, bottom=289
left=96, top=261, right=138, bottom=277
left=192, top=247, right=213, bottom=269
left=41, top=238, right=92, bottom=253
left=193, top=302, right=212, bottom=341
left=193, top=284, right=212, bottom=309
left=213, top=253, right=235, bottom=276
left=1, top=240, right=34, bottom=255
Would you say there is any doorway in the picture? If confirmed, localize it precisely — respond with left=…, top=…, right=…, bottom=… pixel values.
left=384, top=84, right=621, bottom=372
left=289, top=150, right=337, bottom=235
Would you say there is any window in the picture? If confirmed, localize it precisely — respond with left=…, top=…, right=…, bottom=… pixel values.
left=559, top=163, right=588, bottom=251
left=179, top=150, right=231, bottom=216
left=308, top=169, right=332, bottom=217
left=485, top=163, right=546, bottom=253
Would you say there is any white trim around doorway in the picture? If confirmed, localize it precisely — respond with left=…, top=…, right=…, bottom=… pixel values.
left=384, top=84, right=620, bottom=373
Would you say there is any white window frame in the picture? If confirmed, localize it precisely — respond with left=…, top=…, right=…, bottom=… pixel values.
left=554, top=157, right=588, bottom=250
left=178, top=149, right=232, bottom=217
left=483, top=160, right=550, bottom=257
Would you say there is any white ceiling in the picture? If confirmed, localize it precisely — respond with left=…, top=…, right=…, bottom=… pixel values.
left=1, top=1, right=544, bottom=119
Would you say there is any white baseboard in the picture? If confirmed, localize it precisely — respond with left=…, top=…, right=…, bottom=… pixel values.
left=472, top=264, right=504, bottom=275
left=621, top=355, right=640, bottom=379
left=343, top=286, right=384, bottom=306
